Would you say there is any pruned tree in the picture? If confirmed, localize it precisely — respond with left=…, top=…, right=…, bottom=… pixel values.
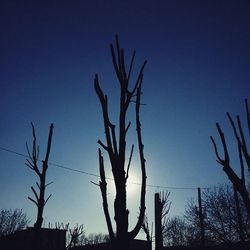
left=94, top=35, right=147, bottom=249
left=210, top=99, right=250, bottom=216
left=67, top=224, right=84, bottom=248
left=25, top=123, right=54, bottom=228
left=155, top=191, right=171, bottom=250
left=160, top=191, right=172, bottom=239
left=49, top=222, right=85, bottom=248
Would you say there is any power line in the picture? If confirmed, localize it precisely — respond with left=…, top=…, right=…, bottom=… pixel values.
left=0, top=146, right=102, bottom=179
left=0, top=145, right=200, bottom=190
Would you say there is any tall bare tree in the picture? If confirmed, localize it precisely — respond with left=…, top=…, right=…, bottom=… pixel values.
left=26, top=123, right=54, bottom=228
left=94, top=36, right=147, bottom=249
left=210, top=99, right=250, bottom=216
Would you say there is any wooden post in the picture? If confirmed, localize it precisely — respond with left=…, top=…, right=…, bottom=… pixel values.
left=155, top=193, right=163, bottom=250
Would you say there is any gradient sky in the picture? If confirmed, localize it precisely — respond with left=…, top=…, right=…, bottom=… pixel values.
left=1, top=0, right=250, bottom=239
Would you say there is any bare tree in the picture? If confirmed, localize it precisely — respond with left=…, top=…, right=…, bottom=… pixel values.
left=160, top=191, right=171, bottom=239
left=49, top=222, right=85, bottom=248
left=164, top=216, right=188, bottom=247
left=210, top=99, right=250, bottom=216
left=26, top=123, right=54, bottom=228
left=0, top=208, right=30, bottom=236
left=184, top=199, right=204, bottom=246
left=184, top=185, right=250, bottom=245
left=203, top=185, right=246, bottom=243
left=94, top=36, right=147, bottom=249
left=155, top=191, right=171, bottom=250
left=67, top=224, right=84, bottom=248
left=84, top=233, right=110, bottom=245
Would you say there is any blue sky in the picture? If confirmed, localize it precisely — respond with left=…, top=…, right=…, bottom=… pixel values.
left=0, top=0, right=250, bottom=238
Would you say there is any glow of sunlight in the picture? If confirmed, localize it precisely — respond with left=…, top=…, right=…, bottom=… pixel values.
left=126, top=169, right=141, bottom=197
left=107, top=167, right=141, bottom=198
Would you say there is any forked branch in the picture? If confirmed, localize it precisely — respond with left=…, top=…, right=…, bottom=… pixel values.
left=210, top=99, right=250, bottom=216
left=98, top=149, right=115, bottom=241
left=26, top=123, right=54, bottom=228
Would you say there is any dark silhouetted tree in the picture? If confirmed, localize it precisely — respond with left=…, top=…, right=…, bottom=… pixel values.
left=26, top=123, right=54, bottom=228
left=184, top=185, right=250, bottom=245
left=0, top=208, right=30, bottom=236
left=184, top=199, right=204, bottom=246
left=94, top=36, right=147, bottom=249
left=50, top=222, right=85, bottom=248
left=203, top=185, right=250, bottom=242
left=163, top=216, right=188, bottom=247
left=155, top=191, right=171, bottom=250
left=67, top=224, right=84, bottom=248
left=84, top=233, right=110, bottom=245
left=210, top=99, right=250, bottom=216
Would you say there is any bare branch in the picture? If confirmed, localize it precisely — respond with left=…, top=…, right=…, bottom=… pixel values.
left=237, top=116, right=246, bottom=149
left=127, top=51, right=136, bottom=83
left=237, top=116, right=250, bottom=170
left=97, top=140, right=109, bottom=151
left=110, top=123, right=118, bottom=156
left=94, top=74, right=106, bottom=104
left=28, top=196, right=38, bottom=206
left=141, top=214, right=151, bottom=242
left=115, top=35, right=122, bottom=70
left=90, top=181, right=100, bottom=187
left=227, top=112, right=250, bottom=171
left=238, top=142, right=245, bottom=184
left=31, top=122, right=39, bottom=162
left=129, top=81, right=147, bottom=239
left=31, top=186, right=39, bottom=202
left=210, top=136, right=224, bottom=165
left=245, top=99, right=250, bottom=142
left=125, top=121, right=131, bottom=134
left=216, top=123, right=230, bottom=165
left=94, top=75, right=114, bottom=156
left=110, top=44, right=122, bottom=83
left=45, top=181, right=54, bottom=188
left=98, top=149, right=115, bottom=241
left=210, top=123, right=230, bottom=167
left=44, top=123, right=54, bottom=165
left=125, top=144, right=134, bottom=181
left=130, top=61, right=147, bottom=98
left=44, top=194, right=52, bottom=206
left=120, top=48, right=127, bottom=83
left=26, top=142, right=32, bottom=159
left=25, top=161, right=35, bottom=170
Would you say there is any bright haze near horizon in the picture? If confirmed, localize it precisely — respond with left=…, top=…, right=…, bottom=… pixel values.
left=0, top=0, right=249, bottom=239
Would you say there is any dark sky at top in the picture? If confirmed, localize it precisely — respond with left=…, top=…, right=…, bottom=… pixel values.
left=0, top=0, right=249, bottom=235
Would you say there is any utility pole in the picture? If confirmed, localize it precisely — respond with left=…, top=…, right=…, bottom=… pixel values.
left=155, top=193, right=163, bottom=250
left=198, top=187, right=205, bottom=247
